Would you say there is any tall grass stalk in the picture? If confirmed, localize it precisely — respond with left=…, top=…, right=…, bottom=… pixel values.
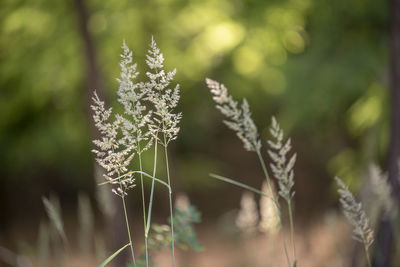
left=121, top=191, right=136, bottom=267
left=335, top=177, right=374, bottom=267
left=255, top=150, right=274, bottom=198
left=117, top=171, right=136, bottom=267
left=144, top=37, right=181, bottom=266
left=255, top=150, right=291, bottom=266
left=206, top=79, right=296, bottom=266
left=92, top=38, right=181, bottom=267
left=209, top=173, right=291, bottom=267
left=287, top=200, right=296, bottom=265
left=145, top=138, right=158, bottom=257
left=267, top=117, right=297, bottom=266
left=163, top=131, right=175, bottom=266
left=137, top=142, right=149, bottom=267
left=364, top=245, right=372, bottom=267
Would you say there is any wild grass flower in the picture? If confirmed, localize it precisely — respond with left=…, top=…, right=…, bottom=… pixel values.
left=145, top=37, right=182, bottom=145
left=91, top=38, right=183, bottom=267
left=335, top=177, right=374, bottom=266
left=205, top=78, right=260, bottom=152
left=116, top=41, right=156, bottom=267
left=142, top=37, right=181, bottom=266
left=267, top=116, right=296, bottom=203
left=117, top=41, right=153, bottom=155
left=91, top=92, right=135, bottom=197
left=42, top=195, right=68, bottom=248
left=268, top=116, right=297, bottom=264
left=367, top=163, right=393, bottom=217
left=206, top=79, right=293, bottom=266
left=259, top=182, right=280, bottom=234
left=236, top=192, right=259, bottom=234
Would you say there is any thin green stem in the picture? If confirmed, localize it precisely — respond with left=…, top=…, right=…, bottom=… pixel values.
left=121, top=189, right=136, bottom=267
left=256, top=149, right=275, bottom=200
left=364, top=245, right=371, bottom=267
left=144, top=238, right=149, bottom=266
left=287, top=200, right=296, bottom=265
left=164, top=136, right=175, bottom=267
left=146, top=138, right=158, bottom=236
left=255, top=150, right=291, bottom=267
left=209, top=173, right=276, bottom=205
left=138, top=149, right=147, bottom=228
left=135, top=171, right=170, bottom=190
left=113, top=145, right=136, bottom=267
left=137, top=143, right=149, bottom=267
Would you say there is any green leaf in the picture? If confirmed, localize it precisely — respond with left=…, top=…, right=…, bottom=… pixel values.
left=99, top=243, right=131, bottom=267
left=209, top=173, right=281, bottom=218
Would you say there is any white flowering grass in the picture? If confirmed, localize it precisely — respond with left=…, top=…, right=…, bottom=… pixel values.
left=206, top=78, right=296, bottom=267
left=205, top=77, right=388, bottom=267
left=366, top=163, right=393, bottom=220
left=259, top=182, right=280, bottom=234
left=335, top=177, right=374, bottom=267
left=205, top=78, right=260, bottom=152
left=91, top=38, right=181, bottom=267
left=91, top=91, right=137, bottom=266
left=267, top=117, right=297, bottom=262
left=143, top=37, right=181, bottom=267
left=236, top=192, right=259, bottom=234
left=146, top=38, right=182, bottom=145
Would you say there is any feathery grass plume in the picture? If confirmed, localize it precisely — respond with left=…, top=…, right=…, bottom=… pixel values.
left=267, top=116, right=297, bottom=265
left=143, top=37, right=181, bottom=266
left=267, top=117, right=296, bottom=202
left=91, top=88, right=137, bottom=266
left=259, top=182, right=280, bottom=234
left=366, top=163, right=393, bottom=219
left=335, top=176, right=374, bottom=266
left=117, top=41, right=153, bottom=154
left=117, top=42, right=153, bottom=266
left=205, top=78, right=261, bottom=152
left=91, top=91, right=135, bottom=197
left=205, top=80, right=292, bottom=266
left=205, top=79, right=277, bottom=200
left=78, top=193, right=94, bottom=254
left=42, top=195, right=68, bottom=248
left=236, top=192, right=259, bottom=234
left=145, top=37, right=182, bottom=145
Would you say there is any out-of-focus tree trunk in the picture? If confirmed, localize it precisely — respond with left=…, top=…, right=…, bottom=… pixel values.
left=387, top=0, right=400, bottom=201
left=372, top=0, right=400, bottom=266
left=71, top=0, right=128, bottom=265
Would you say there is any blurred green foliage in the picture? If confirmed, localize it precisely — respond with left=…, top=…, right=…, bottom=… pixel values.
left=0, top=0, right=390, bottom=219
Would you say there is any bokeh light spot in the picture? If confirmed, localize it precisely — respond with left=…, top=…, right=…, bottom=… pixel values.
left=233, top=46, right=263, bottom=76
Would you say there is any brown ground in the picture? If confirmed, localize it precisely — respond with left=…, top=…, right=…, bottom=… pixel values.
left=6, top=212, right=354, bottom=267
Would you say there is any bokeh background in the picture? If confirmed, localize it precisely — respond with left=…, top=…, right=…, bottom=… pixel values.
left=1, top=0, right=399, bottom=266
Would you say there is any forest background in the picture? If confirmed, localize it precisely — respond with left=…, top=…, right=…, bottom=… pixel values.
left=1, top=0, right=399, bottom=266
